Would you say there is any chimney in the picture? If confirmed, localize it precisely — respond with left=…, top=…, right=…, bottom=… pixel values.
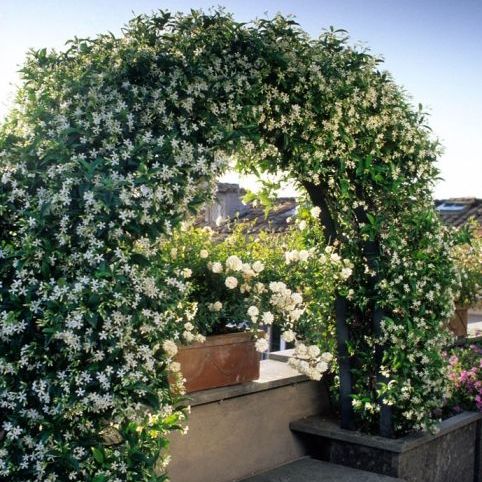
left=205, top=183, right=247, bottom=226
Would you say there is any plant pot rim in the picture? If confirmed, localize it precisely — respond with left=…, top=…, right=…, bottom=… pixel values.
left=178, top=331, right=257, bottom=350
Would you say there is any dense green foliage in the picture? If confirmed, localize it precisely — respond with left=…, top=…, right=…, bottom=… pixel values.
left=0, top=9, right=458, bottom=480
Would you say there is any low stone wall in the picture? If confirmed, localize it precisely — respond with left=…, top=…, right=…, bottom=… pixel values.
left=291, top=412, right=482, bottom=482
left=168, top=359, right=331, bottom=482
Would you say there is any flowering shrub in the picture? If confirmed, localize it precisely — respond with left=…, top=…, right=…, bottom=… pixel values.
left=447, top=343, right=482, bottom=412
left=0, top=7, right=459, bottom=481
left=451, top=223, right=482, bottom=308
left=157, top=209, right=350, bottom=380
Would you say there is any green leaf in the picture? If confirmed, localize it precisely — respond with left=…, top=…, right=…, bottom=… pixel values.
left=91, top=446, right=105, bottom=464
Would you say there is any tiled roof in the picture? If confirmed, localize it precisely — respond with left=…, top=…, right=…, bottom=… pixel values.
left=217, top=197, right=297, bottom=235
left=435, top=198, right=482, bottom=229
left=196, top=184, right=481, bottom=234
left=195, top=197, right=297, bottom=235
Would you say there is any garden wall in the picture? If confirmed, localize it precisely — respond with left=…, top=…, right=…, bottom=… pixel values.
left=168, top=359, right=331, bottom=482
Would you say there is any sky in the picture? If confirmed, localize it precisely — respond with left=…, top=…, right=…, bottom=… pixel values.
left=0, top=0, right=480, bottom=198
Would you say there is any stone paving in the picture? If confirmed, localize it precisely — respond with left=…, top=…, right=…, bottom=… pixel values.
left=468, top=311, right=482, bottom=337
left=241, top=458, right=405, bottom=481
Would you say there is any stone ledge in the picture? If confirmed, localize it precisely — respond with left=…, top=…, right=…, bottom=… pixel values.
left=267, top=348, right=295, bottom=362
left=290, top=411, right=482, bottom=453
left=188, top=359, right=309, bottom=407
left=241, top=457, right=406, bottom=481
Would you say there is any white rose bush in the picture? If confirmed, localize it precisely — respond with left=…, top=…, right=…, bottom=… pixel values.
left=0, top=8, right=459, bottom=481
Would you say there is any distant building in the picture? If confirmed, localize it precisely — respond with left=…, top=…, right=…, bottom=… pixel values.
left=435, top=198, right=482, bottom=231
left=201, top=184, right=482, bottom=234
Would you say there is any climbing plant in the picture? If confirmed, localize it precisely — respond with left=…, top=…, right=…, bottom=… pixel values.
left=0, top=9, right=457, bottom=481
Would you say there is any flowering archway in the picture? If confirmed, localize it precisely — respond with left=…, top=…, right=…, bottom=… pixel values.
left=0, top=10, right=456, bottom=481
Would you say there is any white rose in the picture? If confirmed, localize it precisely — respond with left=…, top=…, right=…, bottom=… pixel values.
left=247, top=305, right=259, bottom=318
left=290, top=309, right=304, bottom=321
left=169, top=361, right=181, bottom=373
left=255, top=338, right=269, bottom=353
left=298, top=250, right=310, bottom=262
left=213, top=301, right=223, bottom=312
left=182, top=268, right=192, bottom=278
left=310, top=206, right=321, bottom=218
left=170, top=248, right=178, bottom=259
left=211, top=262, right=223, bottom=273
left=298, top=220, right=307, bottom=231
left=285, top=250, right=299, bottom=264
left=183, top=331, right=195, bottom=342
left=226, top=255, right=243, bottom=271
left=330, top=253, right=341, bottom=263
left=308, top=368, right=322, bottom=381
left=225, top=276, right=238, bottom=289
left=252, top=261, right=265, bottom=273
left=184, top=322, right=194, bottom=331
left=298, top=360, right=310, bottom=373
left=262, top=311, right=274, bottom=325
left=200, top=249, right=209, bottom=259
left=162, top=340, right=178, bottom=357
left=282, top=330, right=296, bottom=343
left=295, top=343, right=308, bottom=358
left=341, top=267, right=353, bottom=280
left=321, top=352, right=334, bottom=363
left=308, top=345, right=321, bottom=358
left=316, top=360, right=329, bottom=373
left=291, top=292, right=303, bottom=305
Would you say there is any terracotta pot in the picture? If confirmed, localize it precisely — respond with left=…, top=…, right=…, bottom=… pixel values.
left=448, top=306, right=468, bottom=338
left=175, top=332, right=260, bottom=393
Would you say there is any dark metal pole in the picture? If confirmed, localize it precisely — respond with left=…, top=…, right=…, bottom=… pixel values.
left=336, top=295, right=355, bottom=430
left=303, top=180, right=355, bottom=431
left=354, top=204, right=393, bottom=438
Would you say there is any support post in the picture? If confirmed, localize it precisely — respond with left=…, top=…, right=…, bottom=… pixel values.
left=303, top=180, right=355, bottom=431
left=336, top=295, right=355, bottom=430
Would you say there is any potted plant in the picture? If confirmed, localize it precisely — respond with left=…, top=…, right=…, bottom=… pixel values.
left=157, top=216, right=345, bottom=392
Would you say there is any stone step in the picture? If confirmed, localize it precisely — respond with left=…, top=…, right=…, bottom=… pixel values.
left=241, top=457, right=405, bottom=481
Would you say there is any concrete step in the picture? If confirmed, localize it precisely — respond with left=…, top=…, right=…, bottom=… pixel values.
left=241, top=457, right=405, bottom=481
